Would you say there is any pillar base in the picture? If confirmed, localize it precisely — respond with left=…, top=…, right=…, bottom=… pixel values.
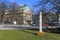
left=37, top=32, right=44, bottom=36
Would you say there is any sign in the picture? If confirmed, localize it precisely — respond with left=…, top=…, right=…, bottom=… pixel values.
left=13, top=21, right=16, bottom=24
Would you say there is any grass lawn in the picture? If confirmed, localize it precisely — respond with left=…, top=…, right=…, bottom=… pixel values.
left=0, top=30, right=60, bottom=40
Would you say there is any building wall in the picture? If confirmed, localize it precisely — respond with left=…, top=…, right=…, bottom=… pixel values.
left=3, top=12, right=32, bottom=25
left=3, top=13, right=24, bottom=25
left=33, top=13, right=39, bottom=26
left=33, top=12, right=58, bottom=26
left=0, top=4, right=32, bottom=25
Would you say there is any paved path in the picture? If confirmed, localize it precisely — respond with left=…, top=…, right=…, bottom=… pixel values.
left=0, top=25, right=39, bottom=30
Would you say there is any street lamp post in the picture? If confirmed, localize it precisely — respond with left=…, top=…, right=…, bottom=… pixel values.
left=37, top=12, right=44, bottom=36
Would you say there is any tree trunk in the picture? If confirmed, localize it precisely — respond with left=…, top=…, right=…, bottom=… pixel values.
left=1, top=13, right=4, bottom=24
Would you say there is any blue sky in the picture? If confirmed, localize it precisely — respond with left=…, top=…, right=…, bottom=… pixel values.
left=8, top=0, right=39, bottom=9
left=7, top=0, right=57, bottom=13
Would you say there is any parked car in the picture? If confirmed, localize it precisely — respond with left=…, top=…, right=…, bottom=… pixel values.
left=31, top=24, right=39, bottom=27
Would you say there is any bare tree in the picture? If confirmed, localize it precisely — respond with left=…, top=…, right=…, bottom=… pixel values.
left=33, top=0, right=60, bottom=26
left=0, top=0, right=10, bottom=23
left=9, top=2, right=21, bottom=23
left=9, top=2, right=20, bottom=13
left=34, top=0, right=60, bottom=12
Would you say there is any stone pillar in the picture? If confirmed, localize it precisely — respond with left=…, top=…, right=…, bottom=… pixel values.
left=39, top=12, right=42, bottom=32
left=37, top=12, right=44, bottom=36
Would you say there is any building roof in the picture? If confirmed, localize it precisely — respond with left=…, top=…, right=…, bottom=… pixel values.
left=22, top=4, right=30, bottom=10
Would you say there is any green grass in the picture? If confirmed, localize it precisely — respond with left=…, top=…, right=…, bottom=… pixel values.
left=0, top=30, right=60, bottom=40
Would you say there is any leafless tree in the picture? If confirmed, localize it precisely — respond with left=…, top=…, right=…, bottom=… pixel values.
left=33, top=0, right=60, bottom=26
left=9, top=2, right=20, bottom=13
left=9, top=2, right=21, bottom=23
left=0, top=0, right=10, bottom=23
left=34, top=0, right=60, bottom=12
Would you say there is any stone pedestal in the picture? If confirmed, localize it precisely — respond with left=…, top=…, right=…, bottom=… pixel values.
left=37, top=32, right=44, bottom=36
